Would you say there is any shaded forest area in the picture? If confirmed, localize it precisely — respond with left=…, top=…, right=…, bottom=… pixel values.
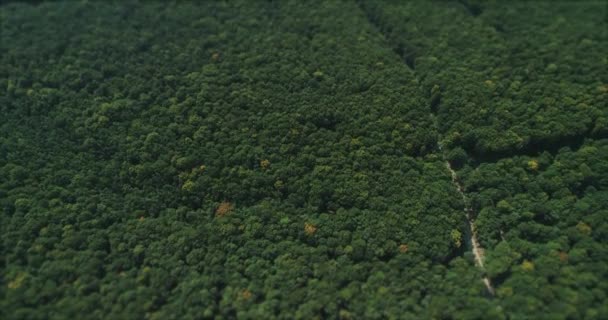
left=360, top=0, right=608, bottom=318
left=1, top=0, right=607, bottom=319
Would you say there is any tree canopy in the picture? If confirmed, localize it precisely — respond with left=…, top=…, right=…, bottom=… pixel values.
left=1, top=0, right=606, bottom=319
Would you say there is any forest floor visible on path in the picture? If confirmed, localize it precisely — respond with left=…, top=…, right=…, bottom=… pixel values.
left=444, top=159, right=496, bottom=296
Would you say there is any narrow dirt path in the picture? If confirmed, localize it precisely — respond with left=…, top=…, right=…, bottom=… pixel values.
left=443, top=157, right=495, bottom=296
left=355, top=2, right=496, bottom=296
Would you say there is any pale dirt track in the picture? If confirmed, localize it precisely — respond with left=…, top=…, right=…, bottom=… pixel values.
left=444, top=160, right=496, bottom=296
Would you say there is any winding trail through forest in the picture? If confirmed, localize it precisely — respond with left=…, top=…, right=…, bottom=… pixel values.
left=443, top=158, right=495, bottom=296
left=356, top=1, right=496, bottom=296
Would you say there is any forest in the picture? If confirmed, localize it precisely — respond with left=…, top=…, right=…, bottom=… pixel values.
left=1, top=0, right=606, bottom=319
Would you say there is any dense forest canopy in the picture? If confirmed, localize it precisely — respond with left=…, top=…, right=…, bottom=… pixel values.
left=1, top=0, right=606, bottom=319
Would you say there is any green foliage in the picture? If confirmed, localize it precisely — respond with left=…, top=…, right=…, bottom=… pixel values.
left=362, top=0, right=608, bottom=158
left=0, top=0, right=467, bottom=318
left=1, top=0, right=606, bottom=318
left=463, top=140, right=608, bottom=316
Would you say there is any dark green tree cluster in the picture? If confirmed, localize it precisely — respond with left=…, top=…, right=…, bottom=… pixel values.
left=2, top=0, right=606, bottom=318
left=359, top=0, right=608, bottom=318
left=361, top=0, right=607, bottom=158
left=461, top=140, right=608, bottom=318
left=1, top=1, right=498, bottom=319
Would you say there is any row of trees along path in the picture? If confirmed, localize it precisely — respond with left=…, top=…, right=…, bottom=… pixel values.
left=355, top=0, right=496, bottom=296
